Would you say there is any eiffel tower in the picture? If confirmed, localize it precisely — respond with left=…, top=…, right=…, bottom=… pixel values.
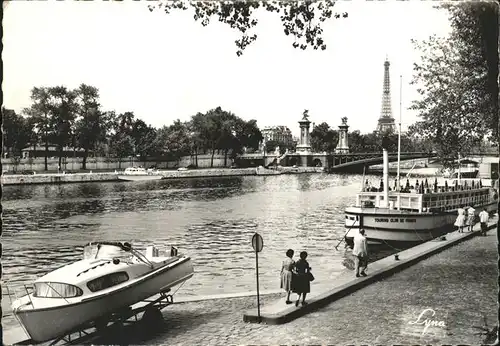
left=376, top=56, right=396, bottom=134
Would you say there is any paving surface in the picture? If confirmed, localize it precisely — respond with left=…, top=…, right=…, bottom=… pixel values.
left=93, top=223, right=498, bottom=345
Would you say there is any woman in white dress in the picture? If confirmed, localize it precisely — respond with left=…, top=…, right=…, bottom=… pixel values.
left=280, top=249, right=295, bottom=304
left=454, top=208, right=466, bottom=233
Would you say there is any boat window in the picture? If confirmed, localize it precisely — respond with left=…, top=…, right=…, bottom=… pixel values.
left=34, top=282, right=83, bottom=298
left=87, top=271, right=129, bottom=292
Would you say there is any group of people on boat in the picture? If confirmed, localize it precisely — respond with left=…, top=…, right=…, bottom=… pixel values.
left=280, top=249, right=312, bottom=307
left=364, top=178, right=485, bottom=194
left=454, top=205, right=490, bottom=235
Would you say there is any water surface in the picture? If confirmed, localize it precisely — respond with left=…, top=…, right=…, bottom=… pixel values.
left=2, top=173, right=392, bottom=329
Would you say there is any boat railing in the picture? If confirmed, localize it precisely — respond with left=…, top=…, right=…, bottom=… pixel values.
left=3, top=283, right=35, bottom=308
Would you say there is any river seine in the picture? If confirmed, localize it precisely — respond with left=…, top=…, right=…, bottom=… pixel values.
left=2, top=172, right=392, bottom=329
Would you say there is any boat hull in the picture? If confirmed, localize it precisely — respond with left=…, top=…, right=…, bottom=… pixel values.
left=345, top=200, right=498, bottom=244
left=255, top=168, right=281, bottom=175
left=117, top=175, right=163, bottom=181
left=13, top=257, right=193, bottom=343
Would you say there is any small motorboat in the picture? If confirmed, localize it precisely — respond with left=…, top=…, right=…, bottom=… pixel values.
left=11, top=242, right=194, bottom=343
left=255, top=166, right=281, bottom=176
left=117, top=167, right=163, bottom=181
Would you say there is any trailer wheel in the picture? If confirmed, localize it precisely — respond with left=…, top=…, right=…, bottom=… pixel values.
left=142, top=306, right=163, bottom=328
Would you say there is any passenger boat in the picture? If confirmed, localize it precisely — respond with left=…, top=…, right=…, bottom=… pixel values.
left=117, top=167, right=163, bottom=181
left=11, top=242, right=194, bottom=343
left=344, top=143, right=498, bottom=245
left=344, top=78, right=499, bottom=246
left=345, top=175, right=498, bottom=245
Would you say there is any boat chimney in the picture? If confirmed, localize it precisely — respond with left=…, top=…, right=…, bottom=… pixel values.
left=381, top=136, right=391, bottom=208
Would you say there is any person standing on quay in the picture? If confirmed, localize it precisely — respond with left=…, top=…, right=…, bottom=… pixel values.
left=280, top=249, right=295, bottom=304
left=479, top=208, right=490, bottom=236
left=454, top=208, right=465, bottom=233
left=353, top=229, right=368, bottom=277
left=467, top=205, right=476, bottom=232
left=293, top=251, right=311, bottom=307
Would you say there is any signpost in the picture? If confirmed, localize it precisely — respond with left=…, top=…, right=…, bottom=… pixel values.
left=251, top=233, right=264, bottom=322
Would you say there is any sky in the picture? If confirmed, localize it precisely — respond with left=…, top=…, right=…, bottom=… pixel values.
left=3, top=1, right=452, bottom=137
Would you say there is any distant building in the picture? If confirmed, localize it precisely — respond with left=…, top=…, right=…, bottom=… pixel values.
left=260, top=126, right=294, bottom=151
left=21, top=144, right=93, bottom=159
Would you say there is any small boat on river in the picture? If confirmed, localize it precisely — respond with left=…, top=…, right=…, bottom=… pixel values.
left=11, top=241, right=194, bottom=343
left=256, top=166, right=281, bottom=176
left=117, top=167, right=163, bottom=181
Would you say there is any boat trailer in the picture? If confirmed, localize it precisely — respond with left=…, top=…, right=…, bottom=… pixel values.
left=11, top=289, right=175, bottom=346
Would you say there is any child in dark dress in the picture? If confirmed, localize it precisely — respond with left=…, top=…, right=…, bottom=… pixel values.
left=293, top=251, right=311, bottom=306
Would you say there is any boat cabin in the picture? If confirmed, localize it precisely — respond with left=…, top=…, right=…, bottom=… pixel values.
left=357, top=178, right=497, bottom=213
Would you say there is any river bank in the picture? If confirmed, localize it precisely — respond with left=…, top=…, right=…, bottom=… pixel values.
left=1, top=167, right=325, bottom=186
left=5, top=220, right=496, bottom=345
left=86, top=219, right=500, bottom=345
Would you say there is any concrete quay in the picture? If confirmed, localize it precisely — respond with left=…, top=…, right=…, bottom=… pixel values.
left=1, top=167, right=325, bottom=186
left=243, top=215, right=498, bottom=326
left=1, top=172, right=119, bottom=186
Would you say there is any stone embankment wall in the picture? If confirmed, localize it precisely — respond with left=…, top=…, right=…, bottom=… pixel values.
left=279, top=167, right=325, bottom=174
left=1, top=167, right=324, bottom=186
left=1, top=172, right=119, bottom=186
left=1, top=154, right=232, bottom=173
left=161, top=168, right=255, bottom=180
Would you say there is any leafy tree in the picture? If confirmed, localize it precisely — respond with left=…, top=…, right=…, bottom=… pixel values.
left=109, top=133, right=135, bottom=168
left=156, top=120, right=191, bottom=166
left=2, top=108, right=33, bottom=157
left=116, top=112, right=136, bottom=137
left=24, top=87, right=52, bottom=170
left=74, top=84, right=107, bottom=169
left=47, top=86, right=78, bottom=170
left=188, top=112, right=209, bottom=167
left=310, top=122, right=337, bottom=153
left=203, top=107, right=229, bottom=167
left=150, top=0, right=348, bottom=56
left=347, top=130, right=365, bottom=153
left=234, top=118, right=263, bottom=153
left=443, top=2, right=498, bottom=141
left=187, top=107, right=259, bottom=167
left=408, top=2, right=498, bottom=167
left=131, top=119, right=158, bottom=158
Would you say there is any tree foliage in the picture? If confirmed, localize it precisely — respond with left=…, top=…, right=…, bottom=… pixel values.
left=156, top=120, right=192, bottom=163
left=154, top=106, right=263, bottom=167
left=74, top=84, right=108, bottom=169
left=47, top=86, right=79, bottom=168
left=2, top=108, right=33, bottom=157
left=310, top=122, right=337, bottom=153
left=23, top=87, right=53, bottom=170
left=408, top=2, right=498, bottom=167
left=150, top=0, right=347, bottom=56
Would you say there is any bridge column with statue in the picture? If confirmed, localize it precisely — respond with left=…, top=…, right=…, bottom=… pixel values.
left=295, top=110, right=313, bottom=167
left=335, top=117, right=350, bottom=154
